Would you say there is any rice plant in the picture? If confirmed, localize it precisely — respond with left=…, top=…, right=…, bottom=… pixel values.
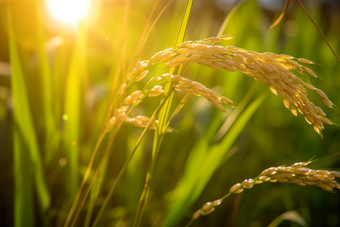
left=1, top=0, right=340, bottom=227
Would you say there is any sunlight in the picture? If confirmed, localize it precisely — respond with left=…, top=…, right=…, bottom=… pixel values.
left=47, top=0, right=91, bottom=25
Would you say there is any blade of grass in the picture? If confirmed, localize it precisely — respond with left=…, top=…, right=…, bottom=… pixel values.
left=62, top=24, right=87, bottom=205
left=90, top=85, right=177, bottom=227
left=64, top=28, right=128, bottom=227
left=35, top=6, right=60, bottom=170
left=296, top=0, right=340, bottom=64
left=268, top=210, right=306, bottom=227
left=217, top=0, right=246, bottom=37
left=132, top=1, right=194, bottom=226
left=164, top=90, right=267, bottom=227
left=8, top=9, right=50, bottom=227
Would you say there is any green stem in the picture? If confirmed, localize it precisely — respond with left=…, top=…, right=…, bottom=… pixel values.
left=91, top=86, right=176, bottom=227
left=132, top=109, right=168, bottom=227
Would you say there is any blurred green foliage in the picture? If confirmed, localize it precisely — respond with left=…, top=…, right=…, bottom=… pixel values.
left=0, top=0, right=340, bottom=227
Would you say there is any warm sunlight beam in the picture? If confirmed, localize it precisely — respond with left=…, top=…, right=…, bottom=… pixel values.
left=47, top=0, right=91, bottom=25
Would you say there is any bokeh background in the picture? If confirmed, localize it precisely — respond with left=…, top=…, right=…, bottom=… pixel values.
left=1, top=0, right=340, bottom=226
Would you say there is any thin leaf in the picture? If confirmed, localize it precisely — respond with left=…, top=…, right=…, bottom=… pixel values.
left=164, top=92, right=267, bottom=227
left=8, top=9, right=50, bottom=227
left=268, top=210, right=306, bottom=227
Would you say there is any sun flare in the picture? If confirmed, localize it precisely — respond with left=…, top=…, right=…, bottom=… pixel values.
left=47, top=0, right=91, bottom=25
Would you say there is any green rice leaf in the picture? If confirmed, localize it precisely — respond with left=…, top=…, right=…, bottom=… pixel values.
left=8, top=9, right=50, bottom=227
left=163, top=92, right=267, bottom=227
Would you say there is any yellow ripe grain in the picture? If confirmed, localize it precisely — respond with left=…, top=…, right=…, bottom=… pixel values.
left=200, top=60, right=213, bottom=65
left=287, top=59, right=302, bottom=68
left=197, top=40, right=211, bottom=45
left=261, top=53, right=277, bottom=64
left=261, top=63, right=273, bottom=72
left=220, top=35, right=233, bottom=40
left=213, top=47, right=230, bottom=54
left=285, top=70, right=295, bottom=77
left=191, top=81, right=205, bottom=91
left=220, top=96, right=234, bottom=104
left=319, top=115, right=332, bottom=125
left=258, top=176, right=271, bottom=181
left=190, top=55, right=201, bottom=60
left=279, top=54, right=294, bottom=60
left=179, top=77, right=192, bottom=84
left=231, top=58, right=246, bottom=64
left=264, top=52, right=279, bottom=58
left=201, top=202, right=213, bottom=211
left=304, top=115, right=314, bottom=125
left=136, top=115, right=149, bottom=122
left=283, top=98, right=290, bottom=109
left=192, top=44, right=207, bottom=50
left=210, top=99, right=225, bottom=111
left=276, top=79, right=288, bottom=90
left=124, top=90, right=142, bottom=105
left=213, top=61, right=227, bottom=68
left=225, top=46, right=236, bottom=51
left=236, top=47, right=248, bottom=52
left=313, top=118, right=324, bottom=130
left=208, top=64, right=222, bottom=70
left=267, top=72, right=280, bottom=80
left=296, top=66, right=305, bottom=75
left=193, top=210, right=201, bottom=219
left=269, top=84, right=278, bottom=96
left=202, top=208, right=215, bottom=216
left=290, top=106, right=298, bottom=116
left=330, top=171, right=340, bottom=178
left=308, top=109, right=319, bottom=120
left=317, top=170, right=331, bottom=175
left=245, top=63, right=259, bottom=70
left=233, top=54, right=245, bottom=61
left=213, top=53, right=226, bottom=59
left=229, top=183, right=242, bottom=193
left=254, top=75, right=268, bottom=83
left=212, top=199, right=222, bottom=207
left=298, top=58, right=314, bottom=65
left=189, top=50, right=204, bottom=56
left=104, top=116, right=117, bottom=132
left=315, top=106, right=326, bottom=116
left=222, top=65, right=238, bottom=72
left=303, top=82, right=316, bottom=90
left=205, top=37, right=221, bottom=42
left=178, top=41, right=192, bottom=48
left=135, top=70, right=148, bottom=82
left=275, top=58, right=287, bottom=63
left=303, top=67, right=317, bottom=78
left=151, top=85, right=163, bottom=93
left=174, top=53, right=189, bottom=63
left=250, top=51, right=263, bottom=60
left=222, top=60, right=239, bottom=67
left=269, top=64, right=280, bottom=75
left=275, top=64, right=289, bottom=71
left=316, top=89, right=329, bottom=99
left=321, top=98, right=333, bottom=108
left=118, top=83, right=126, bottom=95
left=177, top=48, right=190, bottom=54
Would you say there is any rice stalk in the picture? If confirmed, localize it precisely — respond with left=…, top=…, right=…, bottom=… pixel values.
left=122, top=36, right=336, bottom=137
left=186, top=161, right=340, bottom=227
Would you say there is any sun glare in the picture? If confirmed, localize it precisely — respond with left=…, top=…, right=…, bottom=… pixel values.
left=47, top=0, right=91, bottom=25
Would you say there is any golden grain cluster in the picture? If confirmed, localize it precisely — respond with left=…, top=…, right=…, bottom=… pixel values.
left=191, top=161, right=340, bottom=220
left=111, top=36, right=335, bottom=135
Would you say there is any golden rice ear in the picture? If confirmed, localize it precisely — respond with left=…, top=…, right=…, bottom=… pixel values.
left=190, top=161, right=340, bottom=223
left=124, top=35, right=335, bottom=136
